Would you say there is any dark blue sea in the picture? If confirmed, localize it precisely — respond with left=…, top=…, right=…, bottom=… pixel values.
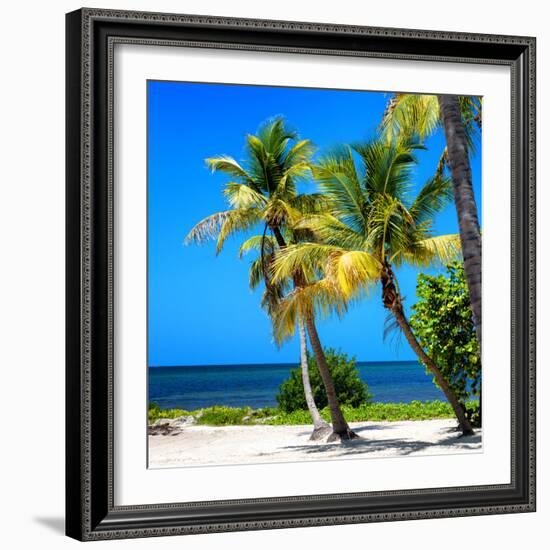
left=148, top=361, right=446, bottom=410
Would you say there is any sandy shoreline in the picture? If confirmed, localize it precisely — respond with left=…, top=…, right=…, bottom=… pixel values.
left=148, top=419, right=481, bottom=468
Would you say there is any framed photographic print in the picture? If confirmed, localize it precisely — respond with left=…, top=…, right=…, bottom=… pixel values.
left=65, top=8, right=536, bottom=541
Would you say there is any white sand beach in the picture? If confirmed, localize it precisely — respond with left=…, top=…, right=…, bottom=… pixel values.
left=148, top=419, right=482, bottom=468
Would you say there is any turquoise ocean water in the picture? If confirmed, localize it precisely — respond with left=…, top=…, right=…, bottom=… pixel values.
left=148, top=361, right=446, bottom=410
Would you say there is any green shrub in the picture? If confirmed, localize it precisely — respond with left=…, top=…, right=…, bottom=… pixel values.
left=410, top=262, right=481, bottom=423
left=276, top=348, right=371, bottom=413
left=465, top=400, right=481, bottom=428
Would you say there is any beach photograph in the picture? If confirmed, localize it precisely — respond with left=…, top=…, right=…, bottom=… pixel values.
left=147, top=81, right=482, bottom=468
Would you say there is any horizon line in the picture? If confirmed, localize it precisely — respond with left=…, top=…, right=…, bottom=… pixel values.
left=149, top=359, right=420, bottom=368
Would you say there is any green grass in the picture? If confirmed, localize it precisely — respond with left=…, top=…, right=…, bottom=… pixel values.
left=195, top=406, right=277, bottom=425
left=148, top=402, right=190, bottom=423
left=149, top=400, right=479, bottom=426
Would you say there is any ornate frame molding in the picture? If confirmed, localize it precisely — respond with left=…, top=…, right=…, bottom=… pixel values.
left=66, top=8, right=536, bottom=541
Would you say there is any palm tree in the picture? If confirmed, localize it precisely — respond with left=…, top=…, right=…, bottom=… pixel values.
left=240, top=232, right=331, bottom=440
left=437, top=95, right=482, bottom=350
left=297, top=317, right=332, bottom=439
left=185, top=117, right=349, bottom=440
left=381, top=94, right=482, bottom=350
left=272, top=135, right=474, bottom=435
left=270, top=256, right=359, bottom=440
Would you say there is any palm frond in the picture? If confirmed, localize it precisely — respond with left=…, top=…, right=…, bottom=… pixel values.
left=283, top=139, right=316, bottom=170
left=380, top=93, right=441, bottom=142
left=295, top=213, right=368, bottom=251
left=313, top=148, right=368, bottom=233
left=409, top=174, right=453, bottom=225
left=367, top=194, right=414, bottom=257
left=245, top=133, right=273, bottom=192
left=205, top=156, right=254, bottom=186
left=248, top=257, right=265, bottom=290
left=242, top=118, right=312, bottom=197
left=354, top=136, right=423, bottom=200
left=435, top=148, right=448, bottom=178
left=258, top=117, right=297, bottom=161
left=383, top=311, right=405, bottom=350
left=223, top=182, right=267, bottom=209
left=458, top=95, right=482, bottom=154
left=328, top=250, right=381, bottom=299
left=239, top=234, right=277, bottom=258
left=271, top=243, right=345, bottom=283
left=381, top=93, right=480, bottom=156
left=395, top=233, right=461, bottom=267
left=289, top=193, right=331, bottom=216
left=184, top=209, right=237, bottom=245
left=271, top=242, right=379, bottom=300
left=273, top=161, right=310, bottom=197
left=272, top=279, right=348, bottom=343
left=212, top=208, right=261, bottom=254
left=262, top=198, right=303, bottom=228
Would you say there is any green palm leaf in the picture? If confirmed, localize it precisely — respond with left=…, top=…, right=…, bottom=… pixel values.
left=184, top=208, right=260, bottom=255
left=239, top=234, right=277, bottom=258
left=409, top=174, right=453, bottom=225
left=354, top=136, right=423, bottom=199
left=272, top=278, right=348, bottom=342
left=381, top=93, right=441, bottom=141
left=394, top=234, right=461, bottom=267
left=381, top=93, right=481, bottom=157
left=223, top=182, right=268, bottom=209
left=295, top=213, right=367, bottom=250
left=271, top=243, right=344, bottom=282
left=313, top=148, right=368, bottom=233
left=205, top=156, right=255, bottom=187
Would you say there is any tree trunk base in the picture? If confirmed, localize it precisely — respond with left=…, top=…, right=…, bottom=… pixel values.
left=327, top=429, right=360, bottom=442
left=453, top=423, right=475, bottom=436
left=309, top=424, right=332, bottom=441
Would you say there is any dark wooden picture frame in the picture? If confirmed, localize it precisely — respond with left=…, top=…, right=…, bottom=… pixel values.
left=66, top=8, right=536, bottom=541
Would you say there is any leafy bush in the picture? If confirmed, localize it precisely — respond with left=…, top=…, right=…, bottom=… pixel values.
left=410, top=261, right=481, bottom=424
left=465, top=400, right=481, bottom=427
left=276, top=348, right=370, bottom=413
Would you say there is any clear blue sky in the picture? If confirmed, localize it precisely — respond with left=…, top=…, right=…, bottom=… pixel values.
left=148, top=80, right=481, bottom=367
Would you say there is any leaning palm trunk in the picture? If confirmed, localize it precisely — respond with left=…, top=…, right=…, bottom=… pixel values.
left=297, top=317, right=332, bottom=440
left=437, top=95, right=482, bottom=351
left=304, top=315, right=358, bottom=441
left=271, top=226, right=351, bottom=440
left=392, top=307, right=474, bottom=435
left=381, top=265, right=474, bottom=435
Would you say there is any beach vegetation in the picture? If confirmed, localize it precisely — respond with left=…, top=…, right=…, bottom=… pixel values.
left=276, top=348, right=371, bottom=412
left=148, top=400, right=479, bottom=426
left=410, top=261, right=481, bottom=426
left=195, top=406, right=264, bottom=425
left=148, top=402, right=190, bottom=423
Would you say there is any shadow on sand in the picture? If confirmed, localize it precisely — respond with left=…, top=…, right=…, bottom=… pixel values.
left=282, top=427, right=481, bottom=458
